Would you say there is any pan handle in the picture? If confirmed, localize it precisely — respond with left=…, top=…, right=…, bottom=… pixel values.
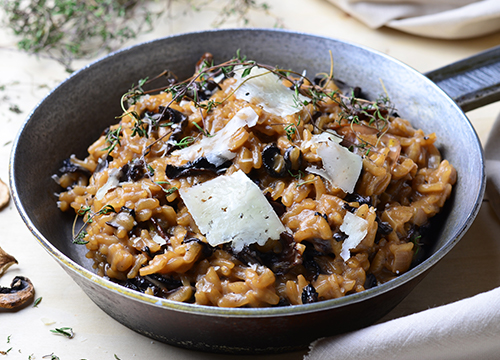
left=425, top=46, right=500, bottom=112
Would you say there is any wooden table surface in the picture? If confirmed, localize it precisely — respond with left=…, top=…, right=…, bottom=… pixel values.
left=1, top=1, right=500, bottom=359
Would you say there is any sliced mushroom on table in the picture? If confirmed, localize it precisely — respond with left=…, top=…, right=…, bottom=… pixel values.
left=0, top=246, right=17, bottom=277
left=0, top=276, right=35, bottom=309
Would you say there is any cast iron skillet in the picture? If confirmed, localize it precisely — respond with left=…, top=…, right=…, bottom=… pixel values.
left=9, top=29, right=500, bottom=354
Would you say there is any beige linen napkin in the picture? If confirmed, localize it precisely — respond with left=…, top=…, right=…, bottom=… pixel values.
left=305, top=286, right=500, bottom=360
left=327, top=0, right=500, bottom=39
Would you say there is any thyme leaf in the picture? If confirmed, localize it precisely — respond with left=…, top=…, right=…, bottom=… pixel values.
left=102, top=125, right=122, bottom=155
left=0, top=347, right=12, bottom=355
left=50, top=327, right=75, bottom=339
left=171, top=136, right=195, bottom=148
left=33, top=296, right=43, bottom=307
left=155, top=181, right=178, bottom=196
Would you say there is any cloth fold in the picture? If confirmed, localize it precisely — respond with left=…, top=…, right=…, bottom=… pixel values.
left=306, top=286, right=500, bottom=360
left=326, top=0, right=500, bottom=39
left=305, top=113, right=500, bottom=359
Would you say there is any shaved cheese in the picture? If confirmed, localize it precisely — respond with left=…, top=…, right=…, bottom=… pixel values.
left=306, top=137, right=362, bottom=194
left=172, top=107, right=258, bottom=166
left=232, top=66, right=308, bottom=117
left=339, top=212, right=368, bottom=261
left=301, top=131, right=342, bottom=153
left=95, top=168, right=121, bottom=200
left=178, top=170, right=285, bottom=252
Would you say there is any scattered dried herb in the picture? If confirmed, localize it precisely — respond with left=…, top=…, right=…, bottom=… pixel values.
left=33, top=296, right=42, bottom=307
left=8, top=104, right=22, bottom=114
left=1, top=0, right=281, bottom=72
left=0, top=178, right=10, bottom=210
left=50, top=326, right=75, bottom=339
left=42, top=354, right=61, bottom=360
left=0, top=347, right=12, bottom=355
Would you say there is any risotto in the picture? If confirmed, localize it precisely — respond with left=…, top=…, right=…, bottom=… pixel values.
left=54, top=53, right=456, bottom=307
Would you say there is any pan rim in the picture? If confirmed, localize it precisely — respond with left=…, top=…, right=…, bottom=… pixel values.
left=9, top=27, right=485, bottom=318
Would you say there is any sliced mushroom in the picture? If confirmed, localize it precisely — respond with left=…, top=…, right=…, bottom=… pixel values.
left=0, top=178, right=10, bottom=210
left=284, top=146, right=303, bottom=172
left=262, top=144, right=287, bottom=177
left=119, top=159, right=146, bottom=182
left=166, top=157, right=231, bottom=179
left=0, top=276, right=35, bottom=309
left=0, top=246, right=17, bottom=277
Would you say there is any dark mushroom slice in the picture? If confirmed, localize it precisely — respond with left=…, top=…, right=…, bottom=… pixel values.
left=166, top=157, right=231, bottom=179
left=375, top=216, right=393, bottom=236
left=158, top=106, right=187, bottom=125
left=55, top=157, right=92, bottom=189
left=301, top=284, right=319, bottom=304
left=182, top=237, right=215, bottom=259
left=284, top=146, right=303, bottom=173
left=333, top=231, right=348, bottom=242
left=0, top=276, right=35, bottom=309
left=94, top=155, right=112, bottom=173
left=265, top=193, right=286, bottom=217
left=105, top=207, right=137, bottom=237
left=344, top=193, right=372, bottom=206
left=0, top=246, right=17, bottom=277
left=120, top=274, right=182, bottom=298
left=58, top=157, right=92, bottom=177
left=264, top=232, right=303, bottom=276
left=155, top=107, right=189, bottom=155
left=119, top=159, right=147, bottom=182
left=262, top=144, right=287, bottom=177
left=364, top=273, right=378, bottom=289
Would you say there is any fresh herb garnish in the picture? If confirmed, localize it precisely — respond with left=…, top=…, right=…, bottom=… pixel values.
left=72, top=205, right=116, bottom=244
left=102, top=125, right=122, bottom=155
left=155, top=181, right=178, bottom=196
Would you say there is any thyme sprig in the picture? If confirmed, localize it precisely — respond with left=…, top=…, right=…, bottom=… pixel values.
left=72, top=204, right=117, bottom=244
left=0, top=347, right=12, bottom=355
left=1, top=0, right=280, bottom=72
left=50, top=326, right=75, bottom=339
left=1, top=0, right=160, bottom=72
left=102, top=125, right=122, bottom=155
left=120, top=52, right=396, bottom=164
